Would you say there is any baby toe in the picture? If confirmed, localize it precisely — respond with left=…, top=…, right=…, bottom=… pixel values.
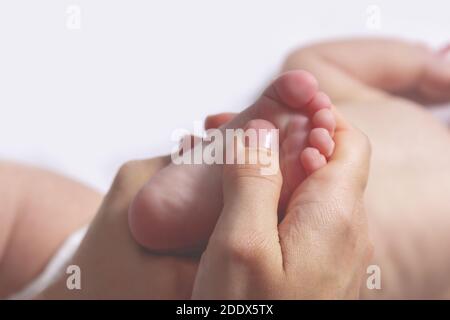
left=306, top=91, right=332, bottom=115
left=312, top=108, right=336, bottom=136
left=267, top=70, right=319, bottom=110
left=309, top=128, right=335, bottom=158
left=300, top=147, right=327, bottom=175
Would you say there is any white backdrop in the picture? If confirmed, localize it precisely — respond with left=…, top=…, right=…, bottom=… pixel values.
left=1, top=0, right=449, bottom=192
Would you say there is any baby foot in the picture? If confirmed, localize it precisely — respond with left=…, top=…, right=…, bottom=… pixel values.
left=129, top=70, right=336, bottom=251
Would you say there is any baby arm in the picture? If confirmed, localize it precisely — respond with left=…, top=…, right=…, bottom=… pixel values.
left=0, top=161, right=102, bottom=298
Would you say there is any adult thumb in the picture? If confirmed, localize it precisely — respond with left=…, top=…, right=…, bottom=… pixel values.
left=214, top=119, right=283, bottom=242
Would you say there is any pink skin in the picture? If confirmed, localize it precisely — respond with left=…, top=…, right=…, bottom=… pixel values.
left=129, top=70, right=336, bottom=252
left=300, top=147, right=327, bottom=175
left=245, top=119, right=332, bottom=181
left=243, top=119, right=277, bottom=144
left=309, top=128, right=335, bottom=157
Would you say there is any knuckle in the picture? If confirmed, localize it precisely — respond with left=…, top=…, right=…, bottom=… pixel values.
left=319, top=198, right=359, bottom=237
left=324, top=199, right=352, bottom=231
left=219, top=233, right=270, bottom=266
left=113, top=160, right=140, bottom=187
left=296, top=198, right=365, bottom=240
left=336, top=201, right=367, bottom=239
left=118, top=160, right=140, bottom=175
left=333, top=211, right=355, bottom=237
left=225, top=163, right=282, bottom=188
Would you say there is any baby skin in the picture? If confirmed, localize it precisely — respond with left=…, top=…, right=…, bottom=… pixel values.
left=129, top=71, right=337, bottom=251
left=129, top=38, right=450, bottom=299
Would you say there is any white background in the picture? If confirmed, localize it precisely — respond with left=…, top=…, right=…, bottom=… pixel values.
left=1, top=0, right=449, bottom=192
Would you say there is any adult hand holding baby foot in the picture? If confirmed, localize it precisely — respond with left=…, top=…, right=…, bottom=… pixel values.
left=193, top=111, right=373, bottom=299
left=37, top=69, right=371, bottom=299
left=130, top=71, right=338, bottom=252
left=37, top=107, right=371, bottom=300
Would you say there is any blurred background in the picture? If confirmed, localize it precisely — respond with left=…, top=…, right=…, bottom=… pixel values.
left=0, top=0, right=449, bottom=192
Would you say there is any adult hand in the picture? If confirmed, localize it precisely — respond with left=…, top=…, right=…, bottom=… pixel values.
left=38, top=155, right=199, bottom=299
left=37, top=112, right=235, bottom=299
left=192, top=110, right=373, bottom=299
